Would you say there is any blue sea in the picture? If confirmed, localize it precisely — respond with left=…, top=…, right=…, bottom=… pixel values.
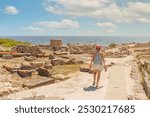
left=0, top=36, right=150, bottom=46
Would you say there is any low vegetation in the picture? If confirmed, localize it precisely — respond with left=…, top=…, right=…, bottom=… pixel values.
left=108, top=43, right=118, bottom=48
left=52, top=63, right=89, bottom=75
left=0, top=38, right=30, bottom=47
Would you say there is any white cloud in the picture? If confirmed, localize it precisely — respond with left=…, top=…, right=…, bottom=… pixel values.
left=23, top=26, right=45, bottom=32
left=34, top=19, right=80, bottom=29
left=43, top=0, right=150, bottom=23
left=4, top=6, right=19, bottom=15
left=97, top=22, right=116, bottom=28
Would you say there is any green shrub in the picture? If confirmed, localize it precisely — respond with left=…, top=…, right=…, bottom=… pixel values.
left=108, top=43, right=118, bottom=48
left=0, top=38, right=30, bottom=47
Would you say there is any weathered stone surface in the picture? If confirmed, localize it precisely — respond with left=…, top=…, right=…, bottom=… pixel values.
left=17, top=70, right=33, bottom=77
left=2, top=54, right=13, bottom=59
left=60, top=45, right=69, bottom=51
left=44, top=61, right=53, bottom=69
left=30, top=62, right=44, bottom=69
left=51, top=58, right=61, bottom=66
left=22, top=78, right=55, bottom=89
left=80, top=67, right=90, bottom=72
left=54, top=51, right=68, bottom=55
left=65, top=58, right=76, bottom=64
left=0, top=82, right=13, bottom=96
left=134, top=93, right=148, bottom=100
left=11, top=52, right=24, bottom=57
left=52, top=74, right=70, bottom=81
left=3, top=64, right=20, bottom=73
left=37, top=67, right=52, bottom=77
left=21, top=62, right=34, bottom=70
left=49, top=52, right=55, bottom=60
left=127, top=95, right=134, bottom=100
left=12, top=45, right=44, bottom=56
left=24, top=56, right=36, bottom=61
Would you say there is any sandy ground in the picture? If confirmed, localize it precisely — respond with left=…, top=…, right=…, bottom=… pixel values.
left=2, top=55, right=134, bottom=100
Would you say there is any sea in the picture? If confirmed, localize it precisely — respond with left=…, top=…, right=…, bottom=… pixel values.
left=0, top=36, right=150, bottom=46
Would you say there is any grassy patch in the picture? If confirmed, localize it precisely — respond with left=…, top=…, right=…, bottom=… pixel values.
left=0, top=38, right=30, bottom=47
left=51, top=63, right=89, bottom=75
left=108, top=43, right=118, bottom=48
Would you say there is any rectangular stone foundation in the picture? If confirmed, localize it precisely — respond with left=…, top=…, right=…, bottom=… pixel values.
left=22, top=78, right=55, bottom=89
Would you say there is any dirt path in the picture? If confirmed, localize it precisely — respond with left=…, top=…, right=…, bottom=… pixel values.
left=3, top=56, right=134, bottom=100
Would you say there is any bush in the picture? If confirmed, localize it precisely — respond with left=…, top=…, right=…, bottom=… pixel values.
left=0, top=38, right=30, bottom=47
left=108, top=43, right=118, bottom=48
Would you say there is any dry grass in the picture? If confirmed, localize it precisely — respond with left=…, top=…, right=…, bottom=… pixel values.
left=51, top=63, right=89, bottom=75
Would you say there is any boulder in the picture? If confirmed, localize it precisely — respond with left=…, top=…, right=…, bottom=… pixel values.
left=17, top=70, right=33, bottom=78
left=30, top=62, right=44, bottom=69
left=49, top=52, right=55, bottom=60
left=44, top=61, right=53, bottom=69
left=51, top=58, right=61, bottom=66
left=24, top=56, right=36, bottom=61
left=2, top=54, right=13, bottom=59
left=3, top=64, right=20, bottom=73
left=80, top=67, right=90, bottom=72
left=21, top=62, right=34, bottom=70
left=37, top=67, right=52, bottom=77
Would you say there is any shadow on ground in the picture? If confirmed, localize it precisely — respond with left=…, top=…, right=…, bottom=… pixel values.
left=83, top=86, right=104, bottom=92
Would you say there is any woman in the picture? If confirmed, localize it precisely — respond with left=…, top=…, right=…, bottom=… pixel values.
left=89, top=45, right=106, bottom=88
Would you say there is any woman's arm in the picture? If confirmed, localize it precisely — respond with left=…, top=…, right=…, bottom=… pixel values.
left=100, top=53, right=107, bottom=71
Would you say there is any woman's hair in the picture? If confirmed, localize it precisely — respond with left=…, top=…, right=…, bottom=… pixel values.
left=96, top=45, right=101, bottom=50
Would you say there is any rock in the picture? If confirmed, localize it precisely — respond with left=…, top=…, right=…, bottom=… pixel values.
left=2, top=54, right=13, bottom=59
left=44, top=61, right=53, bottom=69
left=49, top=52, right=55, bottom=60
left=37, top=67, right=52, bottom=77
left=65, top=58, right=76, bottom=64
left=134, top=93, right=148, bottom=100
left=3, top=64, right=20, bottom=73
left=60, top=45, right=69, bottom=51
left=0, top=82, right=13, bottom=96
left=22, top=78, right=55, bottom=89
left=52, top=74, right=70, bottom=81
left=51, top=58, right=61, bottom=66
left=24, top=56, right=36, bottom=61
left=21, top=62, right=34, bottom=70
left=36, top=54, right=43, bottom=58
left=30, top=62, right=44, bottom=69
left=80, top=67, right=90, bottom=72
left=12, top=45, right=44, bottom=56
left=54, top=51, right=68, bottom=55
left=17, top=70, right=33, bottom=78
left=75, top=60, right=84, bottom=64
left=127, top=95, right=134, bottom=100
left=11, top=52, right=24, bottom=57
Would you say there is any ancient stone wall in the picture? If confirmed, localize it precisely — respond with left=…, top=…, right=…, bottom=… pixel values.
left=50, top=39, right=62, bottom=47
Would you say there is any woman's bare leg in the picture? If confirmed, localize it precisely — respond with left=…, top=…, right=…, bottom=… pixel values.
left=93, top=71, right=96, bottom=85
left=96, top=70, right=101, bottom=87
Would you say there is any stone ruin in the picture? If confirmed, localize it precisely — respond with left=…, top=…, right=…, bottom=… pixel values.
left=12, top=44, right=45, bottom=56
left=50, top=39, right=62, bottom=48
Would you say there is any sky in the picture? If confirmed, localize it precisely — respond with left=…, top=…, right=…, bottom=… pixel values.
left=0, top=0, right=150, bottom=36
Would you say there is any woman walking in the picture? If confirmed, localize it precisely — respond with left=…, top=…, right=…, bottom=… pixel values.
left=89, top=45, right=106, bottom=88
